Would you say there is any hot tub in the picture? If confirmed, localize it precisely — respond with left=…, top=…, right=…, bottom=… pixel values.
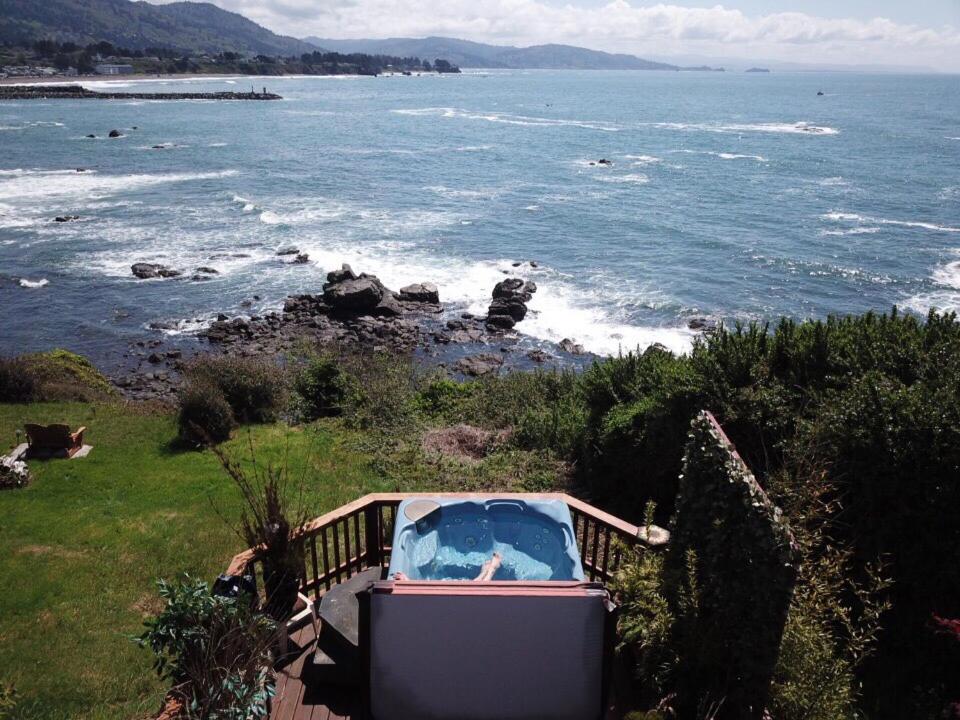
left=386, top=496, right=585, bottom=582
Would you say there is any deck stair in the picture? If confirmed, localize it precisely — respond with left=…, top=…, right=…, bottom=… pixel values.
left=308, top=567, right=384, bottom=685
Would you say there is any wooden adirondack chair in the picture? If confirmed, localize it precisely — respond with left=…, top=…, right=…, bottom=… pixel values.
left=24, top=424, right=86, bottom=459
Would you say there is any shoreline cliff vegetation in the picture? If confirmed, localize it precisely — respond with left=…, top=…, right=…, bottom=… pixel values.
left=1, top=308, right=959, bottom=718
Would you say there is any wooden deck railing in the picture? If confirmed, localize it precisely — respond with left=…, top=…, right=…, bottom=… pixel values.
left=226, top=493, right=669, bottom=599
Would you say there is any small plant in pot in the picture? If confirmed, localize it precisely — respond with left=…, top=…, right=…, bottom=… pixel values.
left=213, top=437, right=308, bottom=623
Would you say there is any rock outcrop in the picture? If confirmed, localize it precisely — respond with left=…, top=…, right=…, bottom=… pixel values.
left=131, top=263, right=182, bottom=279
left=486, top=278, right=537, bottom=330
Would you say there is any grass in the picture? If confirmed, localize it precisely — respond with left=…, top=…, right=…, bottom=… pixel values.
left=0, top=402, right=400, bottom=720
left=0, top=400, right=565, bottom=719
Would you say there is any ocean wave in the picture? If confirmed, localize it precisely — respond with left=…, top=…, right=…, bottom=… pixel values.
left=822, top=211, right=960, bottom=233
left=625, top=155, right=662, bottom=165
left=299, top=242, right=692, bottom=356
left=594, top=173, right=650, bottom=185
left=905, top=254, right=960, bottom=314
left=423, top=185, right=501, bottom=200
left=19, top=278, right=48, bottom=288
left=820, top=227, right=881, bottom=237
left=0, top=169, right=239, bottom=203
left=651, top=121, right=837, bottom=136
left=392, top=107, right=621, bottom=132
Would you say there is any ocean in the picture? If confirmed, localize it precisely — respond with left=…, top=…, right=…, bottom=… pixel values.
left=1, top=70, right=958, bottom=370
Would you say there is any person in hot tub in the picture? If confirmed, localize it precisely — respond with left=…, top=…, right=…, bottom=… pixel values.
left=393, top=552, right=502, bottom=581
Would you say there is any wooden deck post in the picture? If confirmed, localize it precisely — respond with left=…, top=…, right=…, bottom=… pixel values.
left=363, top=501, right=382, bottom=569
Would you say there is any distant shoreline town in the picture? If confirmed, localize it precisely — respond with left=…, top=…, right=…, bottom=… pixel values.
left=0, top=39, right=461, bottom=83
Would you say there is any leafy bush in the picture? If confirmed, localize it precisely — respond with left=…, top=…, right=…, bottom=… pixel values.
left=0, top=357, right=36, bottom=402
left=186, top=356, right=286, bottom=424
left=292, top=353, right=351, bottom=421
left=0, top=350, right=114, bottom=402
left=0, top=683, right=16, bottom=720
left=137, top=577, right=275, bottom=720
left=177, top=382, right=235, bottom=445
left=414, top=377, right=475, bottom=418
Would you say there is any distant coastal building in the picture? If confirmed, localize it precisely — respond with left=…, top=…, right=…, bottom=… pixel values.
left=95, top=63, right=135, bottom=75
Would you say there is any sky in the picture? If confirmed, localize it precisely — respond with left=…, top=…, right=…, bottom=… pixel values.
left=150, top=0, right=960, bottom=71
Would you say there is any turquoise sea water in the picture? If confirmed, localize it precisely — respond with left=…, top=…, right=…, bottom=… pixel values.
left=1, top=71, right=958, bottom=366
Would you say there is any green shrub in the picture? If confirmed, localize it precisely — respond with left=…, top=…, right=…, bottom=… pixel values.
left=414, top=377, right=474, bottom=417
left=0, top=683, right=17, bottom=720
left=0, top=350, right=114, bottom=402
left=186, top=356, right=286, bottom=424
left=0, top=357, right=36, bottom=402
left=177, top=382, right=235, bottom=445
left=292, top=354, right=351, bottom=421
left=137, top=577, right=275, bottom=719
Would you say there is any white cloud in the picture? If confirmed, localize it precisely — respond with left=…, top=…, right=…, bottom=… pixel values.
left=157, top=0, right=960, bottom=70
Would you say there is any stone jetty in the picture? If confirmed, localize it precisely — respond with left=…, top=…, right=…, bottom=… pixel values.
left=0, top=84, right=281, bottom=101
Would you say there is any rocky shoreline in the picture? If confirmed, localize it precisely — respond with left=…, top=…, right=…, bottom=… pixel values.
left=0, top=84, right=281, bottom=101
left=112, top=264, right=596, bottom=401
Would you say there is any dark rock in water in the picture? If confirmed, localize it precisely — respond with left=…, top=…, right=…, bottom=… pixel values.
left=86, top=134, right=96, bottom=138
left=326, top=264, right=357, bottom=284
left=147, top=352, right=163, bottom=364
left=527, top=349, right=549, bottom=363
left=217, top=313, right=229, bottom=321
left=108, top=129, right=122, bottom=138
left=455, top=353, right=504, bottom=377
left=597, top=158, right=612, bottom=165
left=487, top=277, right=537, bottom=329
left=323, top=277, right=383, bottom=311
left=485, top=314, right=516, bottom=330
left=512, top=261, right=521, bottom=267
left=559, top=338, right=585, bottom=355
left=195, top=266, right=219, bottom=275
left=165, top=350, right=182, bottom=359
left=240, top=299, right=253, bottom=308
left=148, top=320, right=177, bottom=330
left=688, top=317, right=718, bottom=333
left=461, top=312, right=474, bottom=319
left=276, top=247, right=300, bottom=256
left=489, top=297, right=527, bottom=322
left=530, top=261, right=538, bottom=268
left=292, top=253, right=310, bottom=264
left=399, top=282, right=440, bottom=304
left=54, top=215, right=79, bottom=222
left=131, top=262, right=181, bottom=279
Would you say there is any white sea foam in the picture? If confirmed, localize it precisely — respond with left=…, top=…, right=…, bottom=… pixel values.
left=671, top=150, right=767, bottom=162
left=423, top=185, right=501, bottom=200
left=652, top=121, right=837, bottom=136
left=905, top=252, right=960, bottom=314
left=820, top=227, right=881, bottom=237
left=19, top=278, right=48, bottom=288
left=393, top=107, right=621, bottom=132
left=625, top=155, right=662, bottom=166
left=0, top=169, right=238, bottom=203
left=594, top=173, right=650, bottom=185
left=822, top=211, right=960, bottom=233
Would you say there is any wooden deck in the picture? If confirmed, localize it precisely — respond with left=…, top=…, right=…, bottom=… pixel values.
left=272, top=623, right=364, bottom=720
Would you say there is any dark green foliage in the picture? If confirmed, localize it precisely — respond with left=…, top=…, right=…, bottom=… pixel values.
left=186, top=356, right=286, bottom=424
left=177, top=382, right=235, bottom=445
left=578, top=310, right=960, bottom=717
left=0, top=350, right=114, bottom=403
left=579, top=346, right=700, bottom=519
left=0, top=357, right=36, bottom=403
left=665, top=412, right=798, bottom=720
left=137, top=577, right=275, bottom=719
left=414, top=377, right=475, bottom=417
left=292, top=354, right=351, bottom=421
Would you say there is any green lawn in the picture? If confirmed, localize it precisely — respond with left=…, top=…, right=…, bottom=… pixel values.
left=0, top=402, right=399, bottom=720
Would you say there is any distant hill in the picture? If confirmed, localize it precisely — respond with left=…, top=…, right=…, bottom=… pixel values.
left=304, top=36, right=680, bottom=71
left=0, top=0, right=314, bottom=55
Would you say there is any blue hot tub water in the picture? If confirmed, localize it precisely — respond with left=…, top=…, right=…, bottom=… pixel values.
left=387, top=498, right=585, bottom=581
